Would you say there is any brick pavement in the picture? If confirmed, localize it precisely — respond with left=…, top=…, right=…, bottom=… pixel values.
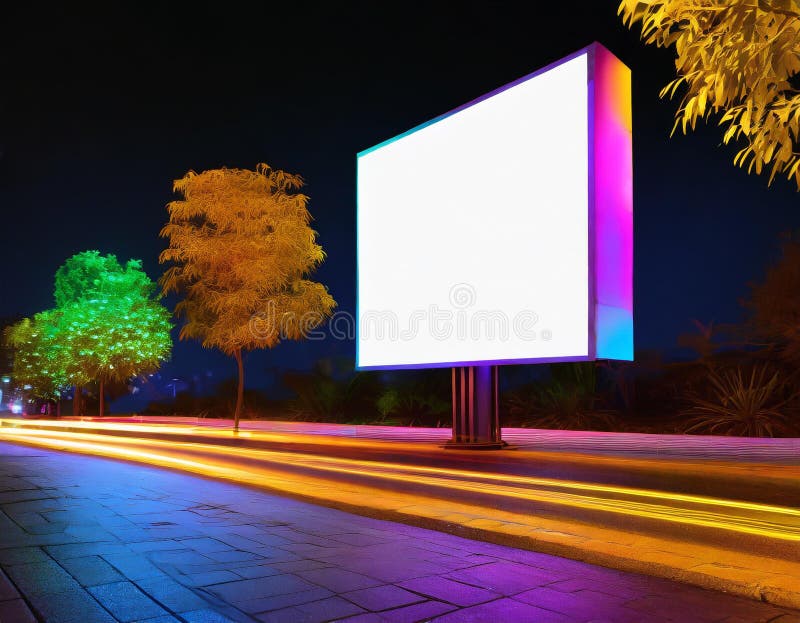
left=0, top=442, right=797, bottom=623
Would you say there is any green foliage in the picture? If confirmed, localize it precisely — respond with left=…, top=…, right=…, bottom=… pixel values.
left=4, top=312, right=72, bottom=398
left=374, top=370, right=450, bottom=426
left=54, top=252, right=172, bottom=385
left=283, top=359, right=381, bottom=422
left=504, top=362, right=619, bottom=431
left=55, top=251, right=141, bottom=307
left=6, top=252, right=172, bottom=402
left=681, top=364, right=799, bottom=436
left=58, top=290, right=171, bottom=384
left=620, top=0, right=800, bottom=187
left=143, top=382, right=276, bottom=419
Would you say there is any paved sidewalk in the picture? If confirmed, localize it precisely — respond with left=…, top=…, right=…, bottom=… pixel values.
left=0, top=443, right=797, bottom=623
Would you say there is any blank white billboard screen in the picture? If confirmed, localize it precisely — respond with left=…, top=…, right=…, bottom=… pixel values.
left=357, top=53, right=590, bottom=369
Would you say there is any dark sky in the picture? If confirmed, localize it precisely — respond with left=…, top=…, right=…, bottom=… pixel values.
left=2, top=1, right=799, bottom=394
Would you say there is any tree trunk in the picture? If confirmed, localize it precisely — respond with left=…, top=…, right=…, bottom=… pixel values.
left=56, top=399, right=61, bottom=418
left=234, top=349, right=244, bottom=432
left=99, top=378, right=105, bottom=417
left=74, top=385, right=81, bottom=417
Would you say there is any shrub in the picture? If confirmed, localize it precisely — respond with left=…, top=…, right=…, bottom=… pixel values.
left=680, top=364, right=800, bottom=437
left=504, top=362, right=620, bottom=431
left=283, top=359, right=381, bottom=422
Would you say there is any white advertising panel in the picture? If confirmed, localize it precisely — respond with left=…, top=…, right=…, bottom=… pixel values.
left=357, top=45, right=633, bottom=369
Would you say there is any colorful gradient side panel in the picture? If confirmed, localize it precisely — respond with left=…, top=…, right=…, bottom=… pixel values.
left=592, top=45, right=633, bottom=360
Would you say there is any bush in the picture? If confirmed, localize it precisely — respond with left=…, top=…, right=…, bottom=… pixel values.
left=144, top=380, right=278, bottom=420
left=283, top=359, right=381, bottom=423
left=680, top=364, right=800, bottom=437
left=374, top=369, right=450, bottom=427
left=503, top=362, right=620, bottom=431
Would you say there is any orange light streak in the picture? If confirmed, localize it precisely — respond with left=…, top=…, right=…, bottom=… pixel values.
left=1, top=425, right=798, bottom=542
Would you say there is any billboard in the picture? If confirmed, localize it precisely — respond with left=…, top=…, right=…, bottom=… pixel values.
left=357, top=43, right=632, bottom=370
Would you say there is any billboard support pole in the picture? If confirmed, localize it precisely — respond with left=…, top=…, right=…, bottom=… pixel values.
left=445, top=366, right=506, bottom=449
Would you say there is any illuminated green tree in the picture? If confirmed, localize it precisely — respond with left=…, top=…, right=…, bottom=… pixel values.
left=7, top=252, right=172, bottom=416
left=54, top=251, right=127, bottom=307
left=160, top=164, right=336, bottom=430
left=4, top=311, right=76, bottom=401
left=53, top=252, right=173, bottom=415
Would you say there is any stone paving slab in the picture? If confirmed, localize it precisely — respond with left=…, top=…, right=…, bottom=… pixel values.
left=0, top=442, right=798, bottom=623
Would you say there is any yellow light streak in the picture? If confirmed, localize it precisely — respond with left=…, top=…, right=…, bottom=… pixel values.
left=1, top=426, right=798, bottom=543
left=0, top=418, right=427, bottom=448
left=5, top=423, right=795, bottom=516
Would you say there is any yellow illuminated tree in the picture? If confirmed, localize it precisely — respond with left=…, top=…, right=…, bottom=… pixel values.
left=619, top=1, right=800, bottom=187
left=160, top=164, right=336, bottom=429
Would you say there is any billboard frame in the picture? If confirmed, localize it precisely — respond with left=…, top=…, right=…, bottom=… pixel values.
left=356, top=42, right=633, bottom=371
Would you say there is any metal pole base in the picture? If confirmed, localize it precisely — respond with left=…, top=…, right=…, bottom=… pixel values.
left=443, top=440, right=507, bottom=450
left=445, top=365, right=505, bottom=449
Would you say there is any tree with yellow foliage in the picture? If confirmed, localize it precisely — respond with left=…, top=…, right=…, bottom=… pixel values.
left=619, top=1, right=800, bottom=187
left=160, top=164, right=336, bottom=430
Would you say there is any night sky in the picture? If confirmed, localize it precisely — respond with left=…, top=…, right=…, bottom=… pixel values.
left=3, top=2, right=799, bottom=397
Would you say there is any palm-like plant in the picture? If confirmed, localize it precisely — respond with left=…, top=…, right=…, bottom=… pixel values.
left=681, top=364, right=799, bottom=437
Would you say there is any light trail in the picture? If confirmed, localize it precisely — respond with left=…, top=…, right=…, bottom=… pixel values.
left=6, top=419, right=799, bottom=481
left=2, top=420, right=797, bottom=516
left=0, top=418, right=440, bottom=453
left=1, top=425, right=798, bottom=544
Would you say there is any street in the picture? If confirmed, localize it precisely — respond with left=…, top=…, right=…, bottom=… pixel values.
left=1, top=418, right=798, bottom=608
left=1, top=442, right=798, bottom=622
